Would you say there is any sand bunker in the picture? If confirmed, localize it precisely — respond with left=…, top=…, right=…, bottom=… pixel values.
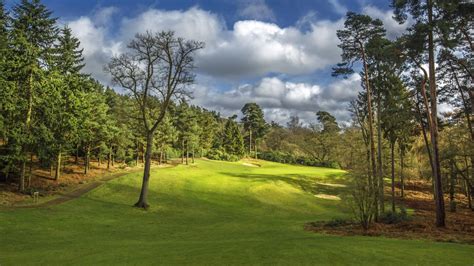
left=242, top=163, right=259, bottom=167
left=314, top=194, right=341, bottom=200
left=315, top=182, right=346, bottom=188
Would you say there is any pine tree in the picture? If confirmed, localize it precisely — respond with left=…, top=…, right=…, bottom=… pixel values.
left=241, top=103, right=267, bottom=158
left=9, top=0, right=58, bottom=191
left=53, top=26, right=85, bottom=75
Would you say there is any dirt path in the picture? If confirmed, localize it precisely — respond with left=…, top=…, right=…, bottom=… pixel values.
left=3, top=162, right=180, bottom=210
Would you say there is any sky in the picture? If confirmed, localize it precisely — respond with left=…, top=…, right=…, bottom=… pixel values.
left=5, top=0, right=412, bottom=125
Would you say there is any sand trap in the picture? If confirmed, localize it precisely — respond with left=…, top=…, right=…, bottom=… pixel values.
left=314, top=194, right=341, bottom=200
left=242, top=163, right=259, bottom=167
left=315, top=182, right=346, bottom=188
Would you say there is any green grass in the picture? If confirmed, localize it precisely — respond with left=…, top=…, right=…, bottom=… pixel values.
left=1, top=159, right=473, bottom=265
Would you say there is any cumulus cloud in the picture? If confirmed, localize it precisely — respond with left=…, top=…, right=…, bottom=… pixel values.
left=68, top=15, right=121, bottom=83
left=65, top=6, right=375, bottom=124
left=68, top=6, right=343, bottom=81
left=191, top=74, right=362, bottom=125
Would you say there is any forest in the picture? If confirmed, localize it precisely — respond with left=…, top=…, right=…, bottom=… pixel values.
left=0, top=0, right=473, bottom=265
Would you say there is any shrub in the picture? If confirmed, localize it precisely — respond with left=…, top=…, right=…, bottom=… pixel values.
left=380, top=206, right=411, bottom=224
left=259, top=151, right=340, bottom=169
left=345, top=173, right=377, bottom=230
left=206, top=149, right=241, bottom=162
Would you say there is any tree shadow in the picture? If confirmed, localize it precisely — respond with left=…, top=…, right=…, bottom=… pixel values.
left=219, top=172, right=350, bottom=197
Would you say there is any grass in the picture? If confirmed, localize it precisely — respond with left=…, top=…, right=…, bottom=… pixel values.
left=1, top=159, right=473, bottom=265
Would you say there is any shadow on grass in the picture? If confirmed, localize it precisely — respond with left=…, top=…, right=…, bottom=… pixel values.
left=219, top=172, right=350, bottom=197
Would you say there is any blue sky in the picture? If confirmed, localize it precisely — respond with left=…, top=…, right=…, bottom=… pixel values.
left=6, top=0, right=409, bottom=124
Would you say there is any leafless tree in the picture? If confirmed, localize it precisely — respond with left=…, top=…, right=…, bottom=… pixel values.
left=106, top=31, right=204, bottom=209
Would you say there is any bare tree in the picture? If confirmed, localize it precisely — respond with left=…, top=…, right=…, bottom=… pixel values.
left=106, top=31, right=204, bottom=209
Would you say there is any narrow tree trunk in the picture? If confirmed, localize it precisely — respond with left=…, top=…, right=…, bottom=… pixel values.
left=360, top=44, right=377, bottom=188
left=134, top=132, right=153, bottom=209
left=84, top=146, right=90, bottom=175
left=449, top=161, right=456, bottom=212
left=255, top=139, right=258, bottom=159
left=27, top=153, right=33, bottom=188
left=55, top=150, right=61, bottom=180
left=400, top=148, right=404, bottom=199
left=159, top=149, right=163, bottom=165
left=136, top=139, right=140, bottom=166
left=192, top=148, right=195, bottom=164
left=376, top=91, right=383, bottom=218
left=107, top=149, right=111, bottom=170
left=75, top=144, right=79, bottom=164
left=185, top=141, right=189, bottom=165
left=428, top=0, right=445, bottom=227
left=181, top=139, right=184, bottom=164
left=390, top=141, right=395, bottom=213
left=19, top=161, right=26, bottom=192
left=249, top=128, right=252, bottom=155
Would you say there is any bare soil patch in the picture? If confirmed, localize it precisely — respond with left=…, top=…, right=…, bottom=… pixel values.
left=306, top=180, right=474, bottom=244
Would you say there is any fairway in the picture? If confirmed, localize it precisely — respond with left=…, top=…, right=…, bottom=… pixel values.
left=1, top=159, right=473, bottom=265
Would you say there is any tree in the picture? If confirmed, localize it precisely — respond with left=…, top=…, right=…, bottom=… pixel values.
left=106, top=31, right=203, bottom=209
left=222, top=115, right=245, bottom=157
left=9, top=0, right=58, bottom=191
left=241, top=103, right=267, bottom=158
left=393, top=0, right=446, bottom=226
left=316, top=111, right=339, bottom=134
left=53, top=25, right=85, bottom=75
left=333, top=12, right=385, bottom=189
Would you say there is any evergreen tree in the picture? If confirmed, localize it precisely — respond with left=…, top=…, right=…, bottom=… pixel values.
left=9, top=0, right=58, bottom=191
left=333, top=11, right=385, bottom=189
left=53, top=25, right=85, bottom=75
left=223, top=115, right=245, bottom=157
left=241, top=103, right=267, bottom=158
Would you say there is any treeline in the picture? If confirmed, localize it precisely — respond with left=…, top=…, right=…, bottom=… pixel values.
left=329, top=0, right=473, bottom=228
left=0, top=0, right=253, bottom=193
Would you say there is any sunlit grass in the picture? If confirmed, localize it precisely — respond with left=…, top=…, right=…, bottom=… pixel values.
left=1, top=159, right=472, bottom=265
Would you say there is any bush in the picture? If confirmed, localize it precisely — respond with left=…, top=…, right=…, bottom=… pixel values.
left=380, top=206, right=410, bottom=224
left=259, top=151, right=340, bottom=168
left=345, top=173, right=377, bottom=230
left=206, top=149, right=241, bottom=162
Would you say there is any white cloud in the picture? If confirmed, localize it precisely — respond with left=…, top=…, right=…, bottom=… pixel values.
left=191, top=74, right=362, bottom=124
left=329, top=0, right=348, bottom=15
left=66, top=6, right=368, bottom=124
left=361, top=5, right=412, bottom=39
left=68, top=6, right=344, bottom=81
left=237, top=0, right=275, bottom=21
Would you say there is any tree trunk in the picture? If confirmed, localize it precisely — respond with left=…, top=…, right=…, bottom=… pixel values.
left=75, top=144, right=79, bottom=164
left=107, top=149, right=111, bottom=170
left=55, top=150, right=61, bottom=180
left=19, top=160, right=26, bottom=192
left=159, top=149, right=163, bottom=165
left=136, top=139, right=140, bottom=166
left=134, top=132, right=153, bottom=209
left=390, top=141, right=395, bottom=213
left=27, top=153, right=33, bottom=188
left=400, top=148, right=404, bottom=199
left=185, top=141, right=189, bottom=165
left=255, top=139, right=258, bottom=159
left=376, top=91, right=383, bottom=218
left=181, top=139, right=184, bottom=164
left=360, top=44, right=377, bottom=188
left=428, top=0, right=445, bottom=227
left=466, top=180, right=472, bottom=210
left=192, top=147, right=195, bottom=164
left=249, top=128, right=252, bottom=155
left=449, top=161, right=456, bottom=212
left=84, top=146, right=90, bottom=175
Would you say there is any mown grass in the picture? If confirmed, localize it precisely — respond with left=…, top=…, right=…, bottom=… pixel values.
left=1, top=159, right=473, bottom=265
